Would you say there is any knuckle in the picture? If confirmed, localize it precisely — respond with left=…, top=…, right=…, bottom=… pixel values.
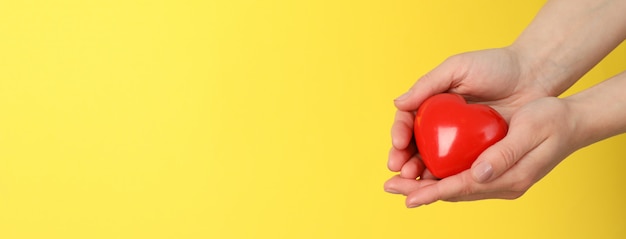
left=456, top=175, right=476, bottom=197
left=502, top=191, right=526, bottom=200
left=499, top=170, right=535, bottom=199
left=419, top=72, right=435, bottom=87
left=445, top=54, right=464, bottom=65
left=510, top=177, right=533, bottom=194
left=493, top=145, right=518, bottom=171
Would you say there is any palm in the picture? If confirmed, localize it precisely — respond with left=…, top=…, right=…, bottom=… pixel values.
left=389, top=48, right=550, bottom=180
left=386, top=97, right=576, bottom=206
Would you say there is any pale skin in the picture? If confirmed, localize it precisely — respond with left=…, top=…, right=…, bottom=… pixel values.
left=385, top=0, right=626, bottom=208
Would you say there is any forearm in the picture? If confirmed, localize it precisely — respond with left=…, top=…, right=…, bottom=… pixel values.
left=565, top=71, right=626, bottom=149
left=508, top=0, right=626, bottom=96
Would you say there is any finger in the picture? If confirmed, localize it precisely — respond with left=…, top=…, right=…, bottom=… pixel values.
left=394, top=57, right=464, bottom=111
left=470, top=118, right=545, bottom=183
left=440, top=139, right=560, bottom=203
left=400, top=154, right=425, bottom=179
left=387, top=145, right=416, bottom=172
left=445, top=141, right=561, bottom=202
left=467, top=99, right=516, bottom=122
left=384, top=175, right=438, bottom=196
left=391, top=110, right=415, bottom=150
left=420, top=168, right=438, bottom=180
left=446, top=191, right=522, bottom=202
left=405, top=171, right=475, bottom=207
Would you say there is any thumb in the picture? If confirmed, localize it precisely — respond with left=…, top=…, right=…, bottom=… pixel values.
left=471, top=121, right=543, bottom=183
left=394, top=56, right=465, bottom=111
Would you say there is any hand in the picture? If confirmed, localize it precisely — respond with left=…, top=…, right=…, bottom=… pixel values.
left=386, top=97, right=581, bottom=207
left=386, top=0, right=626, bottom=207
left=388, top=48, right=550, bottom=181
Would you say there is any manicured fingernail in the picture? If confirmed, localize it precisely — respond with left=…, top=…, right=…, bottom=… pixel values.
left=406, top=198, right=423, bottom=208
left=385, top=187, right=400, bottom=194
left=407, top=202, right=422, bottom=208
left=391, top=137, right=401, bottom=148
left=395, top=91, right=412, bottom=101
left=472, top=161, right=493, bottom=183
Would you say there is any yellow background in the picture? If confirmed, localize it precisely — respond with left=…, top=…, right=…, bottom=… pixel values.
left=1, top=0, right=625, bottom=238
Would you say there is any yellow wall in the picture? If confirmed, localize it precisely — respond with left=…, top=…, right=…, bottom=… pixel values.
left=1, top=0, right=625, bottom=238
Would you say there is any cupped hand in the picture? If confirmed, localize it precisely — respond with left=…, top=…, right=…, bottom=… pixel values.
left=388, top=47, right=553, bottom=181
left=386, top=97, right=581, bottom=207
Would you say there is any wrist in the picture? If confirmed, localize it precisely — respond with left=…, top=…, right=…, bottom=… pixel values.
left=561, top=97, right=595, bottom=150
left=505, top=0, right=626, bottom=98
left=563, top=71, right=626, bottom=148
left=504, top=43, right=573, bottom=97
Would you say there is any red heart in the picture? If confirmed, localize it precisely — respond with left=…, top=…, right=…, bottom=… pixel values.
left=414, top=93, right=508, bottom=178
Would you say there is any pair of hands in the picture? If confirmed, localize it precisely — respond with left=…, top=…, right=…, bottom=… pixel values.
left=384, top=48, right=581, bottom=207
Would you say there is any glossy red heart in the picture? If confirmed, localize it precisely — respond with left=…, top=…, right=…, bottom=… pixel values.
left=414, top=93, right=508, bottom=178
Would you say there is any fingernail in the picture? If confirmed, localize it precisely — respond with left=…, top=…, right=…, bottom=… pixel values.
left=394, top=91, right=412, bottom=101
left=407, top=202, right=422, bottom=208
left=406, top=198, right=423, bottom=208
left=385, top=187, right=400, bottom=194
left=391, top=137, right=401, bottom=148
left=472, top=161, right=493, bottom=183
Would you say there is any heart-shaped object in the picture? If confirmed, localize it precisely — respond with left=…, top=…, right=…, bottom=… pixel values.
left=414, top=93, right=508, bottom=178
